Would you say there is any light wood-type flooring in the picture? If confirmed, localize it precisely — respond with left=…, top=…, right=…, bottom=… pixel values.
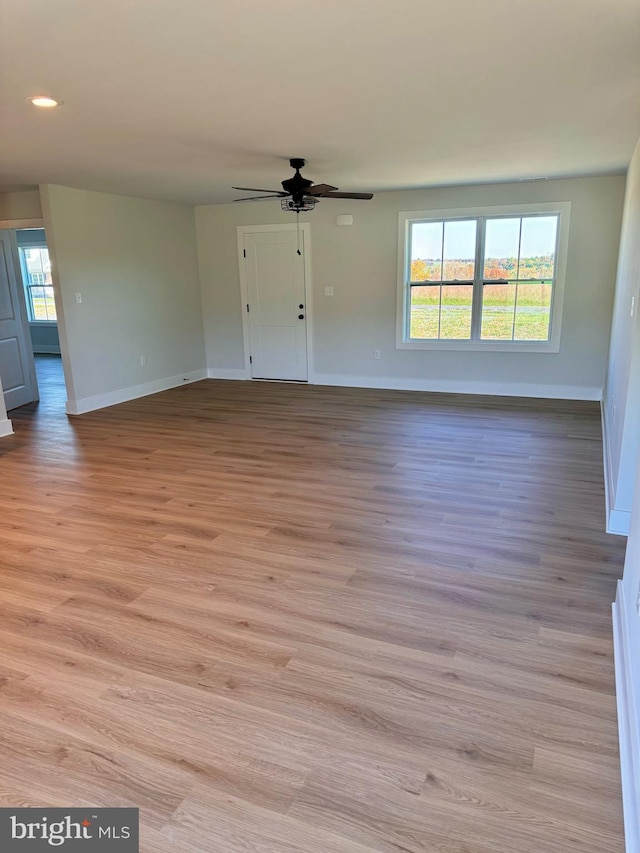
left=1, top=361, right=628, bottom=852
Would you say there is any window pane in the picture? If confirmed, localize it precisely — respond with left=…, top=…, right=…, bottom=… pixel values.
left=31, top=292, right=48, bottom=320
left=443, top=220, right=476, bottom=281
left=410, top=222, right=443, bottom=281
left=514, top=281, right=551, bottom=340
left=410, top=285, right=440, bottom=338
left=19, top=246, right=55, bottom=322
left=484, top=218, right=520, bottom=280
left=439, top=285, right=473, bottom=339
left=519, top=216, right=557, bottom=279
left=481, top=283, right=516, bottom=339
left=43, top=287, right=57, bottom=321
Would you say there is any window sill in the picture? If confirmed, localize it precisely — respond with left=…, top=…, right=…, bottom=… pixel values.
left=397, top=339, right=560, bottom=353
left=28, top=321, right=58, bottom=327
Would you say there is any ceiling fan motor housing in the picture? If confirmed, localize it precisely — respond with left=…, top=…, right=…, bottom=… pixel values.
left=232, top=158, right=374, bottom=205
left=281, top=160, right=313, bottom=196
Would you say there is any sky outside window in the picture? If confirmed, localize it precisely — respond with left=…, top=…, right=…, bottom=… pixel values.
left=411, top=216, right=558, bottom=268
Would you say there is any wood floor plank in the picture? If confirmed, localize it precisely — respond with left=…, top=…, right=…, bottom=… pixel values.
left=0, top=357, right=627, bottom=852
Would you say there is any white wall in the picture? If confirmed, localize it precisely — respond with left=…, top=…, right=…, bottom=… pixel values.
left=615, top=453, right=640, bottom=851
left=604, top=139, right=640, bottom=534
left=0, top=190, right=43, bottom=221
left=29, top=323, right=60, bottom=354
left=196, top=176, right=624, bottom=398
left=40, top=185, right=207, bottom=413
left=604, top=137, right=640, bottom=847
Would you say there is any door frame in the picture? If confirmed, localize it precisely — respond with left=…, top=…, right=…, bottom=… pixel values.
left=237, top=223, right=314, bottom=382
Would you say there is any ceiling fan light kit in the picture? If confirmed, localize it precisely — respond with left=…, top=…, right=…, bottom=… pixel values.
left=282, top=197, right=317, bottom=213
left=233, top=158, right=374, bottom=213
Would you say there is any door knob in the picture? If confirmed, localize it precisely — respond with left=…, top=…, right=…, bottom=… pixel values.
left=298, top=314, right=304, bottom=319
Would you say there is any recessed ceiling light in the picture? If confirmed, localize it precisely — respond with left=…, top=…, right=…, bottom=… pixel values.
left=27, top=96, right=62, bottom=108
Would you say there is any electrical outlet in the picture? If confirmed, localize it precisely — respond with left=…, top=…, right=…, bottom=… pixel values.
left=324, top=287, right=334, bottom=297
left=140, top=355, right=146, bottom=367
left=75, top=292, right=82, bottom=304
left=632, top=295, right=636, bottom=318
left=374, top=349, right=381, bottom=360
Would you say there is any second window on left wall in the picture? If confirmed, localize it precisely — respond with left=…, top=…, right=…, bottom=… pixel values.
left=18, top=243, right=56, bottom=322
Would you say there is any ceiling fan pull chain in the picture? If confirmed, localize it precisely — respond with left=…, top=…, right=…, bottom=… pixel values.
left=296, top=211, right=301, bottom=255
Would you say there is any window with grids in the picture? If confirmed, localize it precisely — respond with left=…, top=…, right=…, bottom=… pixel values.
left=402, top=211, right=562, bottom=345
left=19, top=246, right=56, bottom=322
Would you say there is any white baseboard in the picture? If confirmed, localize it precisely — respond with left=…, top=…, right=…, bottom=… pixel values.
left=610, top=509, right=633, bottom=536
left=203, top=368, right=601, bottom=400
left=602, top=401, right=631, bottom=536
left=203, top=369, right=602, bottom=400
left=0, top=418, right=14, bottom=438
left=66, top=369, right=208, bottom=415
left=207, top=367, right=250, bottom=380
left=613, top=581, right=640, bottom=853
left=32, top=346, right=61, bottom=355
left=311, top=373, right=602, bottom=401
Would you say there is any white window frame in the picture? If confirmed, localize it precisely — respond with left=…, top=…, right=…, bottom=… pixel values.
left=18, top=242, right=56, bottom=324
left=396, top=201, right=571, bottom=352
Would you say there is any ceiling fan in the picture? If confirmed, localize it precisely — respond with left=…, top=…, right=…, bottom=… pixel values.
left=233, top=158, right=374, bottom=212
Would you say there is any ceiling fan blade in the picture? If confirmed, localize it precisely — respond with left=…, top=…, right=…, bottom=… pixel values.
left=233, top=195, right=287, bottom=203
left=321, top=192, right=374, bottom=200
left=232, top=187, right=287, bottom=195
left=305, top=183, right=339, bottom=196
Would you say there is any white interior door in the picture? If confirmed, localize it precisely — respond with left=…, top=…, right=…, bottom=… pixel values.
left=244, top=229, right=308, bottom=381
left=0, top=231, right=38, bottom=410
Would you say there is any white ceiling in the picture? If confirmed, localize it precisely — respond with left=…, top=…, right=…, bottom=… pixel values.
left=1, top=0, right=639, bottom=205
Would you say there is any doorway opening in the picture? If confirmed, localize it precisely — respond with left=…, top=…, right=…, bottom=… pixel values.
left=17, top=228, right=64, bottom=409
left=0, top=227, right=66, bottom=418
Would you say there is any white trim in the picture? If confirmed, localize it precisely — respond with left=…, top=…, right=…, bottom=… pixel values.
left=610, top=509, right=632, bottom=536
left=602, top=401, right=631, bottom=535
left=236, top=223, right=314, bottom=381
left=396, top=201, right=571, bottom=353
left=311, top=372, right=601, bottom=400
left=196, top=372, right=599, bottom=401
left=0, top=218, right=45, bottom=230
left=613, top=581, right=640, bottom=853
left=39, top=185, right=76, bottom=405
left=394, top=338, right=563, bottom=353
left=207, top=367, right=250, bottom=380
left=65, top=369, right=208, bottom=415
left=0, top=418, right=14, bottom=438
